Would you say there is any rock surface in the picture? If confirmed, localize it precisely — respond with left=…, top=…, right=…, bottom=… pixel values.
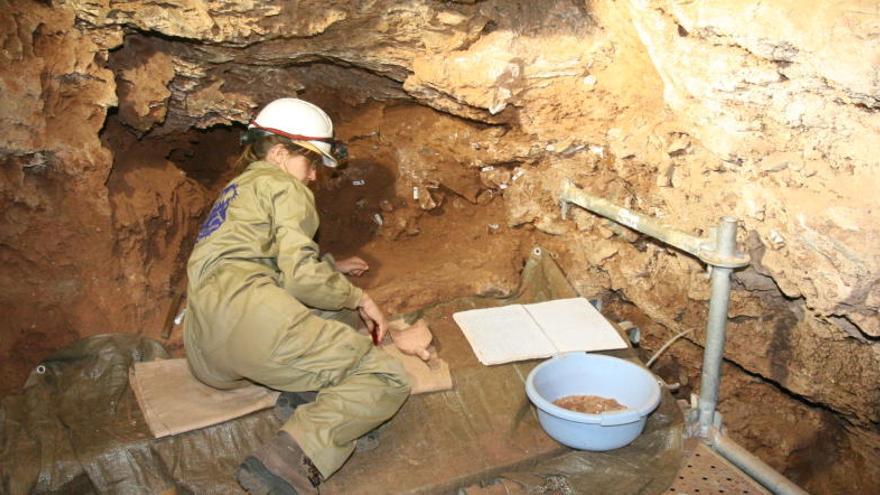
left=1, top=0, right=878, bottom=492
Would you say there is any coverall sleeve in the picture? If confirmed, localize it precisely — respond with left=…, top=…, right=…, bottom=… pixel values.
left=270, top=182, right=363, bottom=311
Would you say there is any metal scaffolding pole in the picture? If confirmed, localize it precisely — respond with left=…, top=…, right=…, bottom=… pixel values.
left=558, top=180, right=809, bottom=495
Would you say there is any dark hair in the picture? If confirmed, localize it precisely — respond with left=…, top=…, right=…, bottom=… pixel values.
left=233, top=131, right=323, bottom=175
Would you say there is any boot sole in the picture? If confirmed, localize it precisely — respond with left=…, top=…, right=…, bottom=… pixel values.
left=236, top=456, right=299, bottom=495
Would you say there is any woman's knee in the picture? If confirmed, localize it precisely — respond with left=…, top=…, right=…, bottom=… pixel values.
left=368, top=348, right=412, bottom=401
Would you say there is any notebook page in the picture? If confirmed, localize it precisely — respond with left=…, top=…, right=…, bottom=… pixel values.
left=452, top=304, right=557, bottom=365
left=523, top=298, right=628, bottom=353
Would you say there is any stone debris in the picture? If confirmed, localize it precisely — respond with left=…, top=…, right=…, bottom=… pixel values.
left=553, top=394, right=627, bottom=414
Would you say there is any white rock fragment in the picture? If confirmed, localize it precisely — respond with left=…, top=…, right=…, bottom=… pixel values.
left=352, top=179, right=365, bottom=186
left=768, top=229, right=785, bottom=249
left=174, top=308, right=186, bottom=325
left=488, top=100, right=508, bottom=115
left=372, top=213, right=384, bottom=226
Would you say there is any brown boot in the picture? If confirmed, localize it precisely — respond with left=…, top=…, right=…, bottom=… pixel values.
left=236, top=431, right=322, bottom=495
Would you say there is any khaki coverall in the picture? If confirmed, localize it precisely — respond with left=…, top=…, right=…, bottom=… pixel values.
left=183, top=160, right=411, bottom=478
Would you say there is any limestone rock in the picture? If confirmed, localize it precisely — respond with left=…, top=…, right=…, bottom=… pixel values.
left=626, top=0, right=880, bottom=337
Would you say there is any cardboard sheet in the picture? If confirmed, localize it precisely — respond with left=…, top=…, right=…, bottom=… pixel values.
left=452, top=297, right=628, bottom=365
left=129, top=358, right=280, bottom=439
left=381, top=344, right=453, bottom=394
left=383, top=318, right=454, bottom=394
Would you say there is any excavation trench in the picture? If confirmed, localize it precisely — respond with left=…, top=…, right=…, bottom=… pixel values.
left=46, top=64, right=878, bottom=494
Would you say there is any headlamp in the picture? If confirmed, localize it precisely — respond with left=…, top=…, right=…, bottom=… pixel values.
left=330, top=141, right=348, bottom=162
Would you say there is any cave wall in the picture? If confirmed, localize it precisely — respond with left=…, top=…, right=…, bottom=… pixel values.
left=2, top=2, right=119, bottom=386
left=1, top=0, right=878, bottom=491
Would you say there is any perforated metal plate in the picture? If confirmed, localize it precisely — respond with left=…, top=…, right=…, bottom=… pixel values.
left=666, top=441, right=770, bottom=495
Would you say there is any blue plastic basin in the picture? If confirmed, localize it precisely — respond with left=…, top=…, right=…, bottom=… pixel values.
left=525, top=353, right=661, bottom=451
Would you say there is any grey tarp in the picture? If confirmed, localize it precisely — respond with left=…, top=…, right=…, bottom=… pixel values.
left=0, top=247, right=682, bottom=494
left=0, top=334, right=281, bottom=494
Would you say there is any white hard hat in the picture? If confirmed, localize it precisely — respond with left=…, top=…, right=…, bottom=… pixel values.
left=249, top=98, right=340, bottom=168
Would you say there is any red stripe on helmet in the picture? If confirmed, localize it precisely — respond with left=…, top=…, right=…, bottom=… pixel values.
left=249, top=121, right=335, bottom=144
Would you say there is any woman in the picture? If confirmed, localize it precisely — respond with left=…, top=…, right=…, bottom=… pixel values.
left=184, top=98, right=411, bottom=494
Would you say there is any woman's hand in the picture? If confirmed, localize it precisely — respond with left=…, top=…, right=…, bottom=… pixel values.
left=357, top=292, right=388, bottom=344
left=336, top=256, right=370, bottom=276
left=390, top=320, right=433, bottom=361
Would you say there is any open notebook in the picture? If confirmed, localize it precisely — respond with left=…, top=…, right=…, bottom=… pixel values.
left=452, top=297, right=628, bottom=365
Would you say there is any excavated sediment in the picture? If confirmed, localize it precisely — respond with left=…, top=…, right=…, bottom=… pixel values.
left=1, top=1, right=878, bottom=493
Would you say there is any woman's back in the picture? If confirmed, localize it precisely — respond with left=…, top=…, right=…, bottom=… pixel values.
left=187, top=160, right=318, bottom=289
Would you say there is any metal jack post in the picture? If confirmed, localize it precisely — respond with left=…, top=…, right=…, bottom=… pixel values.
left=558, top=180, right=808, bottom=495
left=697, top=217, right=738, bottom=436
